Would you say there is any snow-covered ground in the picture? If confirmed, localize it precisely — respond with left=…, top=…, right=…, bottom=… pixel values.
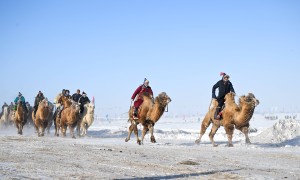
left=0, top=113, right=300, bottom=179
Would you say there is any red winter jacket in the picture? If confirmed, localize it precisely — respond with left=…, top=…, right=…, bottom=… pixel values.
left=131, top=85, right=153, bottom=101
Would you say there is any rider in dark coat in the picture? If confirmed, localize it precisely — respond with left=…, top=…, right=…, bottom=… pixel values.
left=72, top=89, right=82, bottom=103
left=212, top=72, right=235, bottom=120
left=33, top=91, right=45, bottom=117
left=78, top=91, right=90, bottom=114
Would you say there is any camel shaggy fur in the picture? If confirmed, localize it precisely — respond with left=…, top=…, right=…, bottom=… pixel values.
left=32, top=99, right=50, bottom=137
left=77, top=103, right=95, bottom=137
left=60, top=102, right=80, bottom=138
left=14, top=101, right=27, bottom=135
left=195, top=92, right=259, bottom=147
left=125, top=92, right=172, bottom=145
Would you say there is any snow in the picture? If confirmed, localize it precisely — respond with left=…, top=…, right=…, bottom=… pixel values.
left=0, top=113, right=300, bottom=179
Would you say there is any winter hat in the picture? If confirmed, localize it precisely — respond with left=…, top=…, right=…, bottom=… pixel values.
left=220, top=72, right=230, bottom=78
left=144, top=78, right=149, bottom=85
left=18, top=92, right=22, bottom=96
left=82, top=91, right=86, bottom=95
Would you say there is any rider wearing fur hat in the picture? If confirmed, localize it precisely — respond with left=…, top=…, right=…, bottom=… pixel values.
left=131, top=78, right=153, bottom=119
left=212, top=72, right=235, bottom=120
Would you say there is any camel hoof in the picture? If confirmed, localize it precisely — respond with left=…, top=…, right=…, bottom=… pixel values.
left=72, top=136, right=76, bottom=139
left=125, top=138, right=129, bottom=142
left=228, top=144, right=234, bottom=147
left=137, top=140, right=141, bottom=145
left=195, top=139, right=201, bottom=144
left=213, top=144, right=219, bottom=147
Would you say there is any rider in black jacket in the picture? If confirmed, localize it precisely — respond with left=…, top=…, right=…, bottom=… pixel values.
left=212, top=72, right=235, bottom=120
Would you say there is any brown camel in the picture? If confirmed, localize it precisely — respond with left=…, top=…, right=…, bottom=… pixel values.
left=125, top=92, right=172, bottom=145
left=14, top=101, right=27, bottom=135
left=195, top=92, right=259, bottom=147
left=60, top=102, right=80, bottom=138
left=32, top=99, right=50, bottom=137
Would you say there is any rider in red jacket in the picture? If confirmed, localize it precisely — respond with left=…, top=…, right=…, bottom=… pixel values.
left=131, top=79, right=153, bottom=119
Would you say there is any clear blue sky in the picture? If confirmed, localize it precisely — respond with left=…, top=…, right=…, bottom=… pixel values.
left=1, top=0, right=299, bottom=117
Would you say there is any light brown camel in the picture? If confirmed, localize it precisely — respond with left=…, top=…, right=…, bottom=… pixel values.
left=32, top=99, right=50, bottom=137
left=14, top=101, right=27, bottom=135
left=60, top=102, right=80, bottom=138
left=0, top=106, right=10, bottom=128
left=195, top=92, right=259, bottom=147
left=125, top=92, right=172, bottom=145
left=77, top=102, right=95, bottom=137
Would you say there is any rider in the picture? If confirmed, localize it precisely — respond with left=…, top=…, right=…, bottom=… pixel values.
left=212, top=72, right=235, bottom=120
left=0, top=102, right=8, bottom=118
left=57, top=89, right=72, bottom=118
left=72, top=89, right=82, bottom=103
left=78, top=91, right=90, bottom=115
left=14, top=92, right=28, bottom=113
left=131, top=78, right=153, bottom=119
left=33, top=91, right=45, bottom=118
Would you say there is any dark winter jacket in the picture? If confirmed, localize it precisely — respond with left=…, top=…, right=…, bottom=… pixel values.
left=79, top=96, right=90, bottom=106
left=34, top=94, right=45, bottom=108
left=212, top=80, right=235, bottom=99
left=72, top=93, right=82, bottom=103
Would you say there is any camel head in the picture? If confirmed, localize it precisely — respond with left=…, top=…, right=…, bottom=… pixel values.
left=157, top=92, right=172, bottom=106
left=224, top=92, right=235, bottom=102
left=239, top=93, right=259, bottom=107
left=39, top=99, right=49, bottom=108
left=85, top=103, right=95, bottom=114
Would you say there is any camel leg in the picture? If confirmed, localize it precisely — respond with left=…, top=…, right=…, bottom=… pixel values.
left=16, top=122, right=21, bottom=135
left=241, top=127, right=251, bottom=144
left=141, top=126, right=149, bottom=144
left=149, top=124, right=156, bottom=143
left=125, top=122, right=134, bottom=142
left=61, top=123, right=67, bottom=137
left=76, top=120, right=81, bottom=136
left=55, top=118, right=61, bottom=137
left=132, top=122, right=141, bottom=145
left=20, top=123, right=23, bottom=135
left=195, top=116, right=211, bottom=144
left=209, top=124, right=220, bottom=147
left=224, top=124, right=235, bottom=147
left=70, top=126, right=76, bottom=139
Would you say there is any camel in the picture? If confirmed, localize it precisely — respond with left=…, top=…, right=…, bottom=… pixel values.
left=125, top=92, right=172, bottom=145
left=45, top=102, right=54, bottom=134
left=77, top=102, right=95, bottom=137
left=32, top=99, right=50, bottom=137
left=26, top=104, right=34, bottom=127
left=195, top=92, right=259, bottom=147
left=8, top=105, right=15, bottom=127
left=14, top=101, right=27, bottom=135
left=60, top=102, right=80, bottom=138
left=0, top=106, right=10, bottom=128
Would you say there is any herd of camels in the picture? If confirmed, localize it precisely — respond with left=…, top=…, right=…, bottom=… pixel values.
left=0, top=91, right=259, bottom=147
